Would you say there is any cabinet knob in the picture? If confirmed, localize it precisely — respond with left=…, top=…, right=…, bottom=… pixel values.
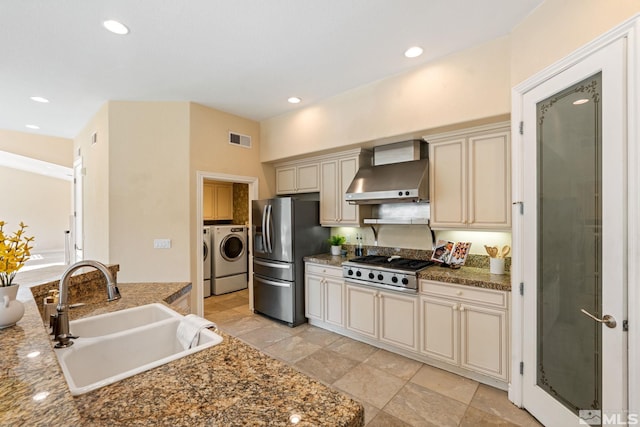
left=456, top=290, right=462, bottom=296
left=453, top=304, right=458, bottom=311
left=459, top=305, right=465, bottom=312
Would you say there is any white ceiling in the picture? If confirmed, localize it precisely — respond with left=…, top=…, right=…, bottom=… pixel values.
left=0, top=0, right=543, bottom=139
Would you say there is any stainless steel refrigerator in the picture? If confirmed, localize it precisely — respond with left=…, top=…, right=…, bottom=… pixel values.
left=252, top=197, right=329, bottom=326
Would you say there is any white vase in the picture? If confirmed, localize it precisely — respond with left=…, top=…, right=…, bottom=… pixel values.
left=0, top=284, right=25, bottom=329
left=330, top=245, right=342, bottom=256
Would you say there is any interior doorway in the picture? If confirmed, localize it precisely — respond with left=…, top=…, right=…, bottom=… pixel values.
left=195, top=171, right=258, bottom=317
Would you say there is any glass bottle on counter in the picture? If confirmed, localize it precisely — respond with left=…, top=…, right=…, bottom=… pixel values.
left=355, top=234, right=364, bottom=257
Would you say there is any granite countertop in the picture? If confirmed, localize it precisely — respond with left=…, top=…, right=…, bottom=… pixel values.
left=304, top=252, right=511, bottom=292
left=1, top=266, right=363, bottom=426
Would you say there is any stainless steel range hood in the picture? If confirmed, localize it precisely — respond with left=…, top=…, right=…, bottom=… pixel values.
left=344, top=158, right=429, bottom=205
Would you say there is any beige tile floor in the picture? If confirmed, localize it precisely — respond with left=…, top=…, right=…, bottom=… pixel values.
left=204, top=289, right=543, bottom=427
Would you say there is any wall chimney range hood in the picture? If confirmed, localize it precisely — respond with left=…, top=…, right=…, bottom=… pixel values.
left=344, top=140, right=429, bottom=205
left=344, top=158, right=429, bottom=204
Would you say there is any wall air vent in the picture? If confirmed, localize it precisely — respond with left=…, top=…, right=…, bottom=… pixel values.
left=229, top=131, right=251, bottom=148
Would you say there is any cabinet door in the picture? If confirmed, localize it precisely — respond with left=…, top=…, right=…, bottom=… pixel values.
left=419, top=295, right=459, bottom=365
left=429, top=139, right=467, bottom=228
left=460, top=303, right=508, bottom=380
left=338, top=156, right=359, bottom=225
left=276, top=166, right=297, bottom=194
left=379, top=291, right=418, bottom=351
left=320, top=160, right=339, bottom=225
left=324, top=277, right=344, bottom=327
left=296, top=163, right=319, bottom=192
left=467, top=131, right=511, bottom=229
left=203, top=184, right=215, bottom=220
left=345, top=284, right=378, bottom=339
left=305, top=274, right=323, bottom=321
left=214, top=183, right=233, bottom=220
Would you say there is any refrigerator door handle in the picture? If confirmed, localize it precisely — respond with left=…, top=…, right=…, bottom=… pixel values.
left=261, top=204, right=268, bottom=252
left=256, top=277, right=291, bottom=288
left=265, top=204, right=273, bottom=253
left=254, top=259, right=291, bottom=270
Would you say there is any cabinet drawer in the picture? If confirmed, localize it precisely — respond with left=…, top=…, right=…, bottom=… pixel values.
left=306, top=263, right=343, bottom=279
left=420, top=280, right=507, bottom=308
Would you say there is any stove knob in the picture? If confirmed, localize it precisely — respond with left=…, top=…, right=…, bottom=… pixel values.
left=356, top=271, right=362, bottom=277
left=405, top=191, right=410, bottom=196
left=368, top=272, right=375, bottom=279
left=377, top=274, right=384, bottom=281
left=347, top=269, right=354, bottom=276
left=391, top=276, right=398, bottom=283
left=402, top=278, right=409, bottom=285
left=398, top=191, right=403, bottom=196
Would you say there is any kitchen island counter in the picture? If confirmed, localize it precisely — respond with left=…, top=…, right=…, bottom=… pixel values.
left=2, top=266, right=363, bottom=427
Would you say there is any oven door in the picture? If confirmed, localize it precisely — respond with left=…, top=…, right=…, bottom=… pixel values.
left=344, top=277, right=418, bottom=294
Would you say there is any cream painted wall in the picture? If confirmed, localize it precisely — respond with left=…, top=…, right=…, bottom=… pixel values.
left=510, top=0, right=640, bottom=86
left=108, top=101, right=191, bottom=283
left=189, top=102, right=273, bottom=197
left=74, top=103, right=110, bottom=263
left=0, top=129, right=72, bottom=166
left=0, top=166, right=71, bottom=252
left=0, top=129, right=73, bottom=254
left=189, top=103, right=273, bottom=303
left=260, top=36, right=511, bottom=163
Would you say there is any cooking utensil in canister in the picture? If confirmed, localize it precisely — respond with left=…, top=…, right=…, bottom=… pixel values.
left=501, top=245, right=511, bottom=258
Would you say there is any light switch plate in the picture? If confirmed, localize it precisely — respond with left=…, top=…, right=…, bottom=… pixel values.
left=153, top=239, right=171, bottom=249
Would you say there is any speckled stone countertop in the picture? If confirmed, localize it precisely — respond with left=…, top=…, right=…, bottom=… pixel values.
left=304, top=252, right=511, bottom=292
left=1, top=266, right=363, bottom=426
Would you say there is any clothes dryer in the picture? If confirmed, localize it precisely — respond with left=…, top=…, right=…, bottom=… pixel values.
left=212, top=225, right=248, bottom=295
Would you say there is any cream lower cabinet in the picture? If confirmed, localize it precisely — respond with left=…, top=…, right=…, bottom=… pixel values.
left=419, top=280, right=509, bottom=381
left=304, top=263, right=344, bottom=327
left=345, top=283, right=418, bottom=351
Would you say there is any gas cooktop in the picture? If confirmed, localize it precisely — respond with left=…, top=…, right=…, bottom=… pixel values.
left=346, top=255, right=434, bottom=272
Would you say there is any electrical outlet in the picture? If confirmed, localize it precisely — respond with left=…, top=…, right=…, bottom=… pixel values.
left=153, top=239, right=171, bottom=249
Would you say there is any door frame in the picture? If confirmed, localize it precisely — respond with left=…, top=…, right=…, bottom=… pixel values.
left=510, top=15, right=640, bottom=416
left=195, top=171, right=259, bottom=317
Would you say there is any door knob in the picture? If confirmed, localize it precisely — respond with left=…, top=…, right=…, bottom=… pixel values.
left=580, top=308, right=617, bottom=328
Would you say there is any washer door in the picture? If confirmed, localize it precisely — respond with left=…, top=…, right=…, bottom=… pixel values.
left=220, top=234, right=245, bottom=262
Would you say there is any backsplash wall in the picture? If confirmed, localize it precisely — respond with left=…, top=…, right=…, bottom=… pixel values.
left=332, top=226, right=511, bottom=256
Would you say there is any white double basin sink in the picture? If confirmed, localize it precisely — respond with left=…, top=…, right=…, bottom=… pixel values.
left=54, top=303, right=223, bottom=396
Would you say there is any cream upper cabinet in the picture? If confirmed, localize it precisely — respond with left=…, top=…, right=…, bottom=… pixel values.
left=427, top=122, right=511, bottom=230
left=275, top=162, right=319, bottom=194
left=203, top=182, right=233, bottom=220
left=320, top=149, right=371, bottom=227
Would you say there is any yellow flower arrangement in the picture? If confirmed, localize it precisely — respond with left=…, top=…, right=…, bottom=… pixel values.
left=0, top=221, right=34, bottom=286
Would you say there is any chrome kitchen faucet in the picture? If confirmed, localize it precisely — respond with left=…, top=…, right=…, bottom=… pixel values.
left=52, top=260, right=121, bottom=348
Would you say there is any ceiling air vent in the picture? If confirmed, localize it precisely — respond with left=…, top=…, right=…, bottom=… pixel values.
left=229, top=131, right=251, bottom=148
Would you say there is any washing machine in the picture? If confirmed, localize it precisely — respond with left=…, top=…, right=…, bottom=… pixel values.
left=203, top=227, right=212, bottom=298
left=212, top=225, right=248, bottom=295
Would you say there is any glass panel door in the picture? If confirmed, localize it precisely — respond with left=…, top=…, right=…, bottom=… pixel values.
left=536, top=73, right=602, bottom=414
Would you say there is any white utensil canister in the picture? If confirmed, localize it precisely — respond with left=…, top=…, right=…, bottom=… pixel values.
left=489, top=258, right=505, bottom=275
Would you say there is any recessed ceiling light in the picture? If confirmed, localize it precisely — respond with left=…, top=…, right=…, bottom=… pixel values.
left=573, top=98, right=589, bottom=105
left=25, top=124, right=40, bottom=130
left=404, top=46, right=423, bottom=58
left=288, top=97, right=301, bottom=104
left=103, top=20, right=129, bottom=35
left=30, top=96, right=49, bottom=103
